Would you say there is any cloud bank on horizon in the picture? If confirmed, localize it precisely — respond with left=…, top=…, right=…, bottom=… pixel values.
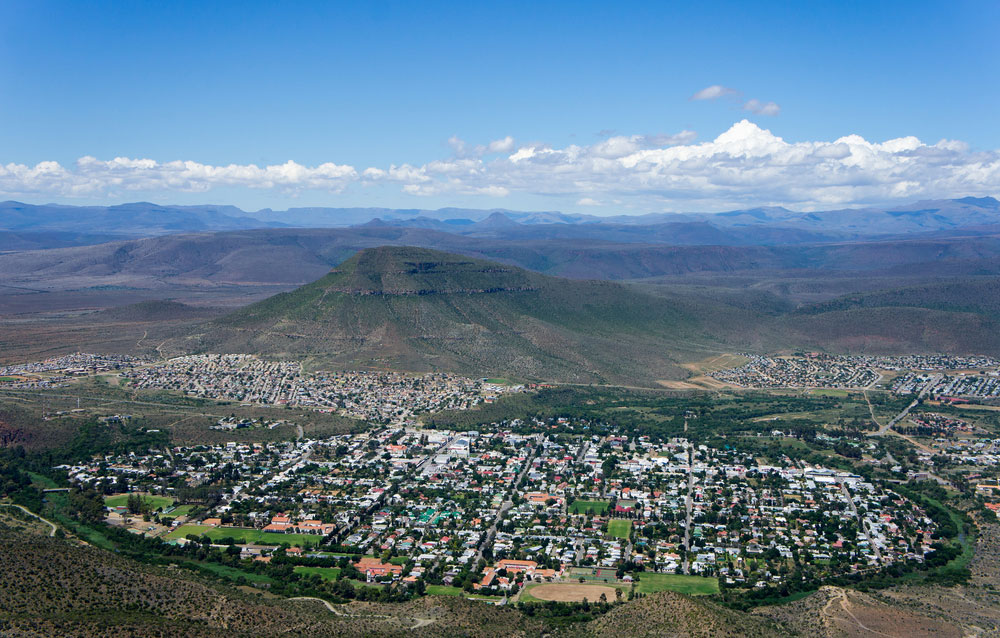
left=1, top=120, right=997, bottom=212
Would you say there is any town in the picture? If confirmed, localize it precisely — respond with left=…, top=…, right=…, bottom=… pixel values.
left=1, top=348, right=987, bottom=607
left=712, top=353, right=1000, bottom=390
left=68, top=417, right=943, bottom=600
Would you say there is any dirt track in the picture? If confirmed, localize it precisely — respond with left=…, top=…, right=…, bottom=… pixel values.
left=819, top=587, right=961, bottom=638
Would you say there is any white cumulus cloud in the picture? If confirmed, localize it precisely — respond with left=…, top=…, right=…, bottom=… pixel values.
left=487, top=136, right=516, bottom=153
left=691, top=85, right=739, bottom=100
left=360, top=121, right=1000, bottom=210
left=0, top=156, right=357, bottom=196
left=2, top=123, right=999, bottom=211
left=742, top=99, right=781, bottom=116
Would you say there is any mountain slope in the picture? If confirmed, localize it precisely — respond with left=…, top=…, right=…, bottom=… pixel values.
left=178, top=247, right=710, bottom=384
left=796, top=278, right=1000, bottom=319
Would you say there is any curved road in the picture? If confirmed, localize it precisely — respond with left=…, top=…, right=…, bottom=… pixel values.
left=0, top=503, right=58, bottom=536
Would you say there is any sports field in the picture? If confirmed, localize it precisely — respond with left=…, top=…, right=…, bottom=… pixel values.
left=569, top=499, right=609, bottom=514
left=607, top=518, right=631, bottom=539
left=105, top=494, right=174, bottom=510
left=569, top=567, right=618, bottom=582
left=810, top=389, right=850, bottom=397
left=165, top=524, right=322, bottom=547
left=522, top=583, right=620, bottom=603
left=293, top=566, right=341, bottom=580
left=634, top=572, right=719, bottom=595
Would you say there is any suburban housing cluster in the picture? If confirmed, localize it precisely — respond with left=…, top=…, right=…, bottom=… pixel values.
left=891, top=371, right=1000, bottom=400
left=0, top=352, right=146, bottom=388
left=712, top=353, right=999, bottom=390
left=122, top=354, right=522, bottom=423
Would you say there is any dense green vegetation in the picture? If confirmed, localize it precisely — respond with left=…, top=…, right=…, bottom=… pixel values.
left=426, top=385, right=863, bottom=440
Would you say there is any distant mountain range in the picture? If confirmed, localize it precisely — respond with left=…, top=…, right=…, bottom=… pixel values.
left=5, top=226, right=1000, bottom=293
left=2, top=196, right=998, bottom=248
left=0, top=200, right=287, bottom=243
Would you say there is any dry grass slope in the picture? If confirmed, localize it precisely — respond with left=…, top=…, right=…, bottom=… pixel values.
left=755, top=586, right=968, bottom=638
left=579, top=591, right=784, bottom=638
left=0, top=524, right=544, bottom=638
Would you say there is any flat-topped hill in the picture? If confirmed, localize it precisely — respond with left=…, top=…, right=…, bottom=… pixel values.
left=179, top=246, right=710, bottom=384
left=310, top=246, right=539, bottom=296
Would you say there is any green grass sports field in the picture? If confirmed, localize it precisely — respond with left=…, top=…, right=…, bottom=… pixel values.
left=569, top=499, right=610, bottom=514
left=607, top=518, right=631, bottom=539
left=634, top=573, right=719, bottom=595
left=166, top=524, right=322, bottom=547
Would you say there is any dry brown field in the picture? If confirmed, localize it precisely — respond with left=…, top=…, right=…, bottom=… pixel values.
left=527, top=583, right=618, bottom=602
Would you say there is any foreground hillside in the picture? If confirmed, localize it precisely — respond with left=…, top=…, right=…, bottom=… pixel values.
left=175, top=246, right=711, bottom=385
left=579, top=591, right=782, bottom=638
left=0, top=521, right=544, bottom=638
left=754, top=586, right=970, bottom=638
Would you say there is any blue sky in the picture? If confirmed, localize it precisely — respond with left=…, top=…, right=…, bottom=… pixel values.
left=0, top=1, right=997, bottom=213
